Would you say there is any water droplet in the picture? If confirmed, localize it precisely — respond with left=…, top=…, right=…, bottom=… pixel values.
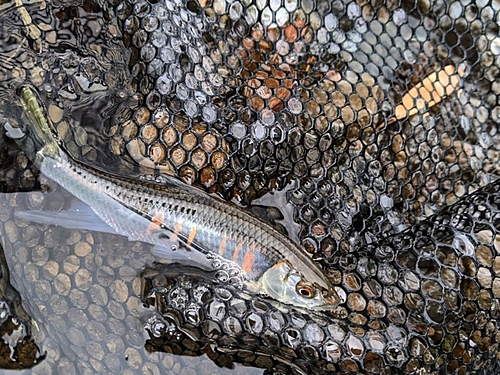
left=251, top=121, right=267, bottom=140
left=324, top=341, right=342, bottom=362
left=346, top=334, right=364, bottom=357
left=283, top=328, right=302, bottom=349
left=192, top=285, right=210, bottom=303
left=327, top=324, right=346, bottom=341
left=202, top=320, right=221, bottom=339
left=367, top=332, right=386, bottom=353
left=147, top=317, right=166, bottom=337
left=245, top=313, right=263, bottom=334
left=268, top=310, right=285, bottom=332
left=230, top=122, right=247, bottom=139
left=303, top=323, right=325, bottom=345
left=208, top=300, right=226, bottom=320
left=169, top=286, right=188, bottom=309
left=224, top=316, right=242, bottom=335
left=393, top=9, right=407, bottom=25
left=215, top=287, right=232, bottom=301
left=230, top=299, right=247, bottom=317
left=386, top=344, right=408, bottom=366
left=184, top=303, right=203, bottom=325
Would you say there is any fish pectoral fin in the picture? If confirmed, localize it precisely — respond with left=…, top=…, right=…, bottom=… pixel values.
left=15, top=197, right=117, bottom=235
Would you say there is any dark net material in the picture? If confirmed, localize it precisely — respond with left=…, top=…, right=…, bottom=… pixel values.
left=142, top=178, right=500, bottom=375
left=110, top=0, right=500, bottom=259
left=0, top=0, right=500, bottom=374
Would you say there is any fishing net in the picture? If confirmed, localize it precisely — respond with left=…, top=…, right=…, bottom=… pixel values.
left=0, top=0, right=499, bottom=373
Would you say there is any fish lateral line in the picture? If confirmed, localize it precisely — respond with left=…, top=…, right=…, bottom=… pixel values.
left=11, top=86, right=339, bottom=311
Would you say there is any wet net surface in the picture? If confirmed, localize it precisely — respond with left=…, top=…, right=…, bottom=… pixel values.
left=0, top=0, right=499, bottom=373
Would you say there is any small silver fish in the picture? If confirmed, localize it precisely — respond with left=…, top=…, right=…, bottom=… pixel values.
left=8, top=86, right=339, bottom=311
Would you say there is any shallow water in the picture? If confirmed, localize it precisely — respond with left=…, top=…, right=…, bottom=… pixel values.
left=0, top=188, right=264, bottom=374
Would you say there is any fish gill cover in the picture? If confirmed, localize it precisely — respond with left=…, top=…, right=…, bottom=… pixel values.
left=0, top=0, right=499, bottom=374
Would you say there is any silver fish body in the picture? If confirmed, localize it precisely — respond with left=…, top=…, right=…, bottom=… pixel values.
left=10, top=86, right=339, bottom=310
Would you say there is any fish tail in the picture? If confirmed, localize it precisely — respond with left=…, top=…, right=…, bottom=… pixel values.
left=17, top=86, right=62, bottom=161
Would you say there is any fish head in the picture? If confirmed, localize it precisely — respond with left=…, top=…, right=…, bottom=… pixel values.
left=257, top=262, right=339, bottom=310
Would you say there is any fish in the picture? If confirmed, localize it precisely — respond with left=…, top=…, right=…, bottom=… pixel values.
left=6, top=85, right=340, bottom=311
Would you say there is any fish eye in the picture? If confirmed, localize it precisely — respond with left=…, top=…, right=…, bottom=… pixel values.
left=296, top=282, right=316, bottom=299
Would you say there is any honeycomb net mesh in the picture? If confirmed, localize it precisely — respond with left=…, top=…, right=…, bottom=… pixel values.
left=0, top=0, right=500, bottom=373
left=109, top=0, right=500, bottom=261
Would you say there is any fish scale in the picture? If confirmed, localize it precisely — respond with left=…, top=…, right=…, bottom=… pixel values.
left=58, top=158, right=277, bottom=271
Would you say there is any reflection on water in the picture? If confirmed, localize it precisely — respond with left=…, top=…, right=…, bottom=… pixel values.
left=3, top=178, right=500, bottom=374
left=1, top=0, right=500, bottom=372
left=0, top=188, right=262, bottom=374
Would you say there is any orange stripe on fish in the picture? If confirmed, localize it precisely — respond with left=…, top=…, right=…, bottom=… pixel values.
left=242, top=244, right=256, bottom=274
left=218, top=236, right=227, bottom=256
left=170, top=221, right=183, bottom=242
left=186, top=227, right=197, bottom=247
left=232, top=241, right=243, bottom=262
